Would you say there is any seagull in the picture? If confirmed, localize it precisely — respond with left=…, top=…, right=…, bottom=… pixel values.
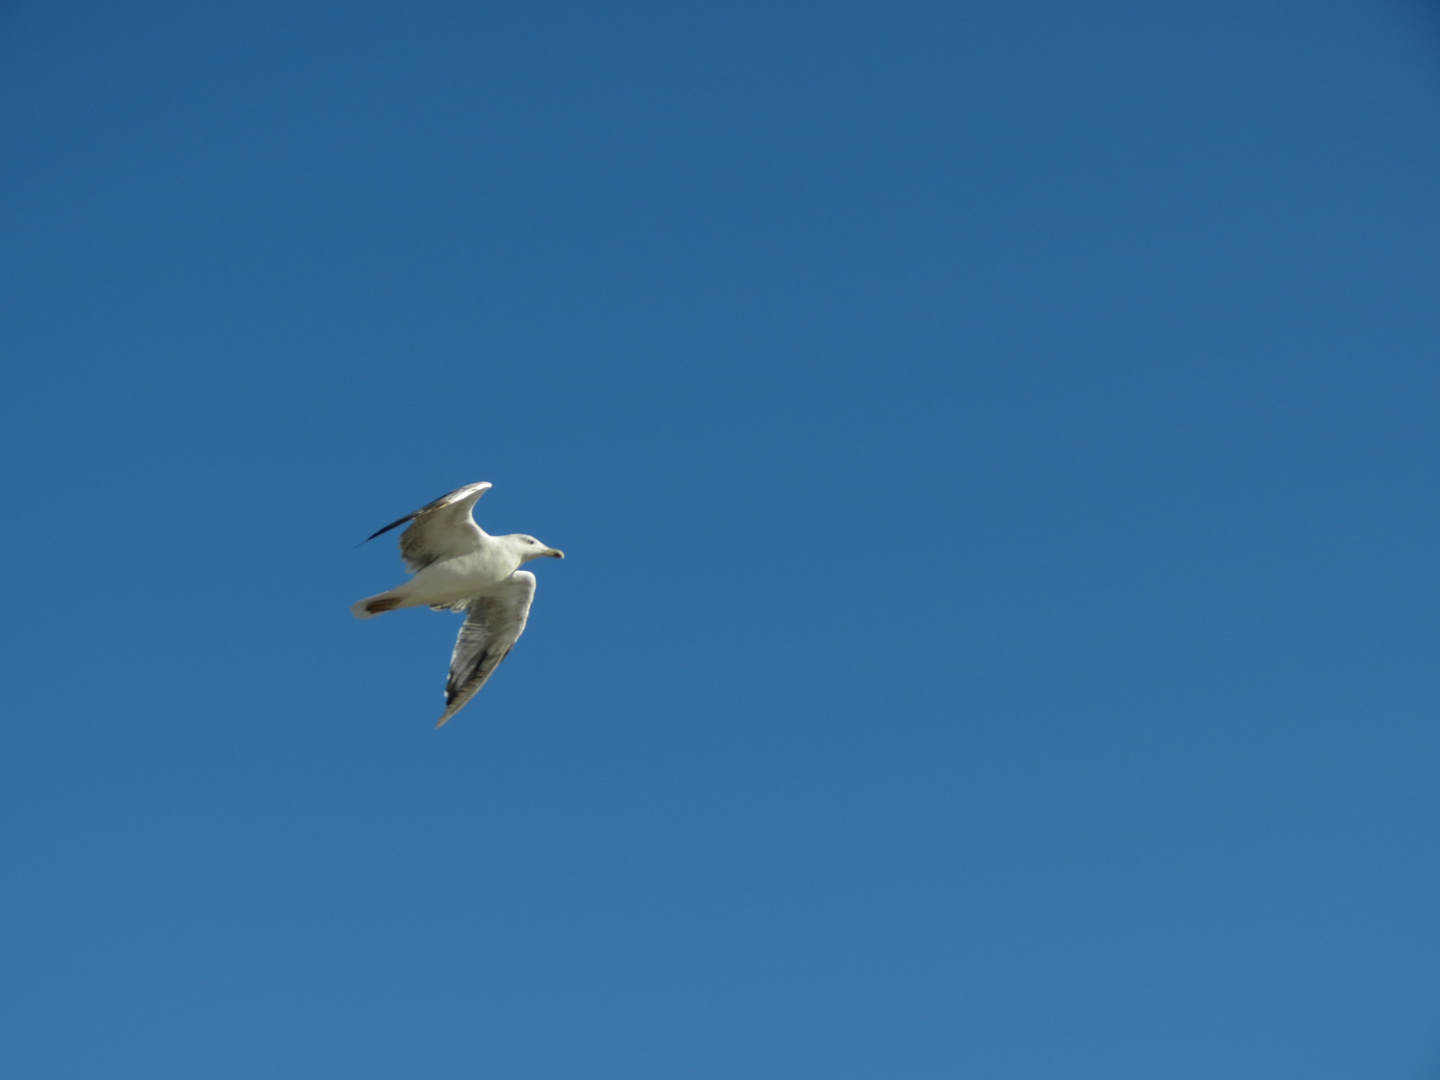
left=352, top=482, right=564, bottom=727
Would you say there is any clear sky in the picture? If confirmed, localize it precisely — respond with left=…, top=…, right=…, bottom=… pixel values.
left=3, top=1, right=1440, bottom=1076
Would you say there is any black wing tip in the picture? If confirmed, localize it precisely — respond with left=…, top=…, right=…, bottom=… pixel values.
left=361, top=512, right=418, bottom=544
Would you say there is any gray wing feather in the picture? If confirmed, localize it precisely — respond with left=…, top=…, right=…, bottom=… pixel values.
left=436, top=571, right=537, bottom=727
left=365, top=482, right=491, bottom=573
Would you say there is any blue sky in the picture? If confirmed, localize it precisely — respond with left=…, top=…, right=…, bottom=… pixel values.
left=3, top=0, right=1440, bottom=1076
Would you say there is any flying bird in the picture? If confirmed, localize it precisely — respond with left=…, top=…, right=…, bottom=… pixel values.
left=352, top=482, right=564, bottom=727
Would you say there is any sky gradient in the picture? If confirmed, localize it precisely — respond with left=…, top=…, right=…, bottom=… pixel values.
left=3, top=1, right=1440, bottom=1077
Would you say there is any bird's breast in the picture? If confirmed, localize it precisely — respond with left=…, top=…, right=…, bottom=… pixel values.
left=409, top=549, right=517, bottom=602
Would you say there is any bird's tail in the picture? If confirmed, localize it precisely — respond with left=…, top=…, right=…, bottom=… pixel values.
left=351, top=592, right=403, bottom=619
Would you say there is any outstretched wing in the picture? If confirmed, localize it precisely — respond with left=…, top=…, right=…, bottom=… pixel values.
left=436, top=570, right=537, bottom=728
left=364, top=482, right=492, bottom=573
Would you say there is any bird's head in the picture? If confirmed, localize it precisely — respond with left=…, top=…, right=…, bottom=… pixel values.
left=510, top=534, right=565, bottom=562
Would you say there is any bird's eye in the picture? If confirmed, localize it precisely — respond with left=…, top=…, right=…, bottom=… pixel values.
left=525, top=539, right=535, bottom=544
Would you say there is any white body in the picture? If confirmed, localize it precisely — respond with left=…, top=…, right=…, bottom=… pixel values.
left=361, top=535, right=531, bottom=613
